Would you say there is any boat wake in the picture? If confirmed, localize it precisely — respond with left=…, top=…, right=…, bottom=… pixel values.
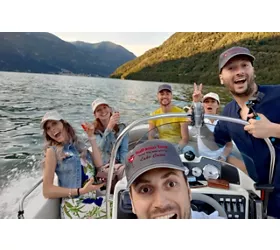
left=0, top=159, right=42, bottom=219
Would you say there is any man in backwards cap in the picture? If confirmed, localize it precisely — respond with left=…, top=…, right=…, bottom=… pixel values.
left=125, top=139, right=222, bottom=219
left=214, top=46, right=280, bottom=218
left=149, top=84, right=194, bottom=154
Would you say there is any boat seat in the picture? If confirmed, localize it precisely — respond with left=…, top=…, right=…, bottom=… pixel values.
left=117, top=189, right=137, bottom=219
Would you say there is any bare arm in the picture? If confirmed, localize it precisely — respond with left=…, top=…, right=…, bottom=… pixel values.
left=270, top=123, right=280, bottom=138
left=148, top=122, right=156, bottom=140
left=96, top=112, right=120, bottom=151
left=43, top=148, right=79, bottom=199
left=179, top=122, right=189, bottom=147
left=83, top=122, right=103, bottom=168
left=43, top=147, right=104, bottom=199
left=222, top=141, right=233, bottom=159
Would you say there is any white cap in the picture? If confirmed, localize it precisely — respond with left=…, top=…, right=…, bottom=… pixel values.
left=40, top=110, right=63, bottom=129
left=91, top=98, right=110, bottom=113
left=202, top=92, right=220, bottom=104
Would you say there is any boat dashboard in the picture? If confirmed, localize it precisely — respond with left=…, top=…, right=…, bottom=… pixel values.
left=112, top=154, right=263, bottom=219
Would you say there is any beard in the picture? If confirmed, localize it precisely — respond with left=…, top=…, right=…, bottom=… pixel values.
left=160, top=100, right=171, bottom=107
left=228, top=76, right=255, bottom=98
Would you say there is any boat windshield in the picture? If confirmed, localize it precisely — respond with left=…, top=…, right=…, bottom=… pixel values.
left=128, top=119, right=256, bottom=176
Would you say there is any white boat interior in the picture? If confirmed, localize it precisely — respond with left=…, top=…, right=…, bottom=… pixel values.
left=19, top=107, right=276, bottom=219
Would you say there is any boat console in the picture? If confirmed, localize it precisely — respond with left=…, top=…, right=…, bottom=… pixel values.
left=112, top=154, right=263, bottom=219
left=106, top=108, right=275, bottom=219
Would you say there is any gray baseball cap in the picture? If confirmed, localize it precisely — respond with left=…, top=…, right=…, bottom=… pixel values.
left=158, top=84, right=172, bottom=93
left=219, top=46, right=255, bottom=72
left=125, top=139, right=185, bottom=187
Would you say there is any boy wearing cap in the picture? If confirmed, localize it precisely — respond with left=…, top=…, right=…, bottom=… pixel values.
left=149, top=84, right=192, bottom=154
left=214, top=46, right=280, bottom=218
left=125, top=139, right=222, bottom=219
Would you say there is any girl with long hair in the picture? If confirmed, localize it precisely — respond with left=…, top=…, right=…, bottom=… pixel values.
left=41, top=110, right=111, bottom=219
left=91, top=98, right=129, bottom=184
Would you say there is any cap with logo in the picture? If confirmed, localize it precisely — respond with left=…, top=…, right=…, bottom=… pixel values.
left=219, top=46, right=255, bottom=72
left=125, top=139, right=186, bottom=187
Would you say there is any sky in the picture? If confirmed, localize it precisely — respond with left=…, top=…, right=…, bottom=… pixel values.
left=52, top=32, right=175, bottom=56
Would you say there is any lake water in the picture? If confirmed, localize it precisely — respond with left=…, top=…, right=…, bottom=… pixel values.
left=0, top=71, right=230, bottom=218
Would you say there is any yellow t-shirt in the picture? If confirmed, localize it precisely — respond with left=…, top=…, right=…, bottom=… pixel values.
left=149, top=106, right=188, bottom=143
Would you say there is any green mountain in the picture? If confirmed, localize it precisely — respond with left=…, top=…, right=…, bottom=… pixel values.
left=0, top=32, right=136, bottom=77
left=110, top=32, right=280, bottom=85
left=72, top=41, right=135, bottom=67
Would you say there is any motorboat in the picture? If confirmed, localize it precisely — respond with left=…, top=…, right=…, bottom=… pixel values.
left=17, top=103, right=276, bottom=219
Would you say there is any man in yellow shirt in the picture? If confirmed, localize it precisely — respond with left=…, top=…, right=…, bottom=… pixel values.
left=149, top=84, right=193, bottom=154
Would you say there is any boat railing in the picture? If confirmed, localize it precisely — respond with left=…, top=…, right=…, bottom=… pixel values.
left=18, top=178, right=43, bottom=219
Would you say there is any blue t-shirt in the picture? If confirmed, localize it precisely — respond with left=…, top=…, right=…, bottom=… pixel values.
left=214, top=85, right=280, bottom=218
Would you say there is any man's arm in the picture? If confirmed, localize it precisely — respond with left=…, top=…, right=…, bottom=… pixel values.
left=214, top=120, right=232, bottom=147
left=148, top=122, right=156, bottom=140
left=179, top=122, right=189, bottom=147
left=270, top=123, right=280, bottom=138
left=245, top=113, right=280, bottom=139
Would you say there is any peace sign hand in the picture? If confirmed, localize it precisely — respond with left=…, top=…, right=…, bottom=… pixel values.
left=192, top=82, right=203, bottom=102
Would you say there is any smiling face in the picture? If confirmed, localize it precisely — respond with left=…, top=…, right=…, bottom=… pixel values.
left=203, top=98, right=219, bottom=114
left=219, top=55, right=256, bottom=97
left=94, top=104, right=111, bottom=122
left=157, top=90, right=172, bottom=107
left=44, top=120, right=68, bottom=143
left=130, top=168, right=191, bottom=219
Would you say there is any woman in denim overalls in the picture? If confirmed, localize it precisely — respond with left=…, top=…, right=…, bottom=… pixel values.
left=41, top=110, right=112, bottom=219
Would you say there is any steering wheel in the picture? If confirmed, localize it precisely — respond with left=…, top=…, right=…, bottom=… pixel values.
left=191, top=193, right=228, bottom=218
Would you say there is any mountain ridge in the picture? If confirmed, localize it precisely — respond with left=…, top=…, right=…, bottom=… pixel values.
left=0, top=32, right=136, bottom=77
left=110, top=32, right=280, bottom=85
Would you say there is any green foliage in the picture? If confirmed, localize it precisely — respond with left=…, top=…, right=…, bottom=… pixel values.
left=110, top=32, right=280, bottom=85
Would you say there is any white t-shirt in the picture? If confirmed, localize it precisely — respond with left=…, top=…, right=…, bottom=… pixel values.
left=196, top=118, right=224, bottom=159
left=204, top=118, right=218, bottom=132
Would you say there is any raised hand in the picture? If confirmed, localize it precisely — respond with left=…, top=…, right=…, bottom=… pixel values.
left=192, top=82, right=203, bottom=102
left=107, top=112, right=120, bottom=130
left=82, top=122, right=96, bottom=137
